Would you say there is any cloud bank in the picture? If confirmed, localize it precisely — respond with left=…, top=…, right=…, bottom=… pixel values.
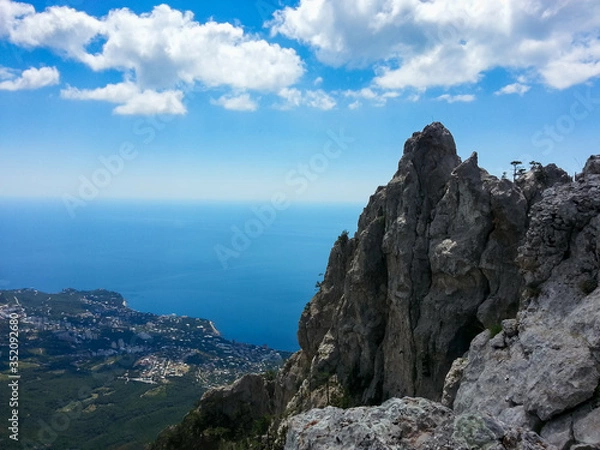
left=1, top=1, right=304, bottom=114
left=1, top=0, right=600, bottom=113
left=270, top=0, right=600, bottom=91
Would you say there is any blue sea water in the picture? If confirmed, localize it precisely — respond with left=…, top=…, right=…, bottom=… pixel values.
left=0, top=198, right=362, bottom=351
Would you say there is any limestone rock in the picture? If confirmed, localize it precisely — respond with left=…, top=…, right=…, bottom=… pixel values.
left=573, top=408, right=600, bottom=445
left=290, top=123, right=532, bottom=408
left=453, top=168, right=600, bottom=446
left=516, top=163, right=571, bottom=205
left=284, top=397, right=555, bottom=450
left=441, top=356, right=468, bottom=408
left=200, top=373, right=274, bottom=422
left=540, top=414, right=573, bottom=450
left=580, top=155, right=600, bottom=177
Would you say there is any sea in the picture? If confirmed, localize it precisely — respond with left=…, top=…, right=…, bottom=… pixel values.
left=0, top=198, right=363, bottom=351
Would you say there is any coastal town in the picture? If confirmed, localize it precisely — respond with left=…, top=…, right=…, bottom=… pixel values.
left=0, top=288, right=287, bottom=388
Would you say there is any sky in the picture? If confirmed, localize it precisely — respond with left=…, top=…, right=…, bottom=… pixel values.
left=1, top=0, right=600, bottom=207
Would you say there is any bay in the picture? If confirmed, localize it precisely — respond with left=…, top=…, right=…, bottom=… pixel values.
left=0, top=198, right=362, bottom=351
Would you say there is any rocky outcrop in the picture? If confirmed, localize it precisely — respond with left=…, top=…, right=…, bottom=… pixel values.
left=516, top=163, right=572, bottom=206
left=451, top=157, right=600, bottom=449
left=284, top=397, right=554, bottom=450
left=200, top=373, right=275, bottom=424
left=152, top=124, right=596, bottom=450
left=290, top=122, right=551, bottom=407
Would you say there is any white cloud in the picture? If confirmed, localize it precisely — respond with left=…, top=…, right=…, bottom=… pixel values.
left=277, top=87, right=336, bottom=110
left=305, top=89, right=336, bottom=109
left=60, top=82, right=186, bottom=115
left=278, top=87, right=303, bottom=109
left=348, top=100, right=361, bottom=110
left=343, top=87, right=399, bottom=106
left=0, top=66, right=59, bottom=90
left=0, top=0, right=34, bottom=37
left=271, top=0, right=600, bottom=91
left=436, top=94, right=475, bottom=103
left=6, top=3, right=103, bottom=63
left=210, top=93, right=258, bottom=112
left=495, top=83, right=531, bottom=96
left=345, top=87, right=378, bottom=100
left=2, top=2, right=304, bottom=113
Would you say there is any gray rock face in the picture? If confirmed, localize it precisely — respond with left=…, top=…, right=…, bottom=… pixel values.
left=516, top=163, right=571, bottom=205
left=579, top=155, right=600, bottom=178
left=289, top=122, right=537, bottom=408
left=453, top=156, right=600, bottom=447
left=284, top=397, right=554, bottom=450
left=573, top=408, right=600, bottom=445
left=198, top=373, right=275, bottom=425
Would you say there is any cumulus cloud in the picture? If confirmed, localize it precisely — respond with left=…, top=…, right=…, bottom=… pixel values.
left=0, top=0, right=34, bottom=37
left=60, top=82, right=186, bottom=115
left=0, top=66, right=59, bottom=90
left=343, top=87, right=400, bottom=106
left=210, top=93, right=258, bottom=112
left=277, top=87, right=336, bottom=110
left=6, top=3, right=102, bottom=61
left=436, top=94, right=475, bottom=103
left=2, top=1, right=304, bottom=112
left=495, top=83, right=531, bottom=96
left=270, top=0, right=600, bottom=91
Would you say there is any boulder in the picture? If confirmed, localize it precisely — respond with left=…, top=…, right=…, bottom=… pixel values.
left=284, top=397, right=555, bottom=450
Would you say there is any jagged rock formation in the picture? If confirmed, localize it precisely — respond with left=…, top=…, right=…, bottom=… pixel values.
left=285, top=397, right=554, bottom=450
left=450, top=160, right=600, bottom=449
left=289, top=122, right=563, bottom=408
left=151, top=124, right=600, bottom=450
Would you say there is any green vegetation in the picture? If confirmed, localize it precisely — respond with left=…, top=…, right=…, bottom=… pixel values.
left=337, top=229, right=350, bottom=244
left=330, top=385, right=353, bottom=409
left=262, top=369, right=278, bottom=381
left=487, top=323, right=503, bottom=338
left=530, top=161, right=547, bottom=182
left=510, top=160, right=525, bottom=182
left=0, top=354, right=203, bottom=449
left=149, top=402, right=277, bottom=450
left=303, top=301, right=311, bottom=314
left=314, top=272, right=325, bottom=290
left=0, top=289, right=286, bottom=449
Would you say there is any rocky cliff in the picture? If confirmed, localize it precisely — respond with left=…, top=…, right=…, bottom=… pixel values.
left=284, top=122, right=572, bottom=410
left=450, top=158, right=600, bottom=449
left=151, top=123, right=599, bottom=450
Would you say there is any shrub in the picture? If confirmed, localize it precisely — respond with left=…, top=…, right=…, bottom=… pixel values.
left=337, top=230, right=349, bottom=244
left=579, top=278, right=598, bottom=295
left=487, top=323, right=503, bottom=338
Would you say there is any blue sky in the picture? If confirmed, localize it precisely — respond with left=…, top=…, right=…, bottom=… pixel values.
left=1, top=0, right=600, bottom=206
